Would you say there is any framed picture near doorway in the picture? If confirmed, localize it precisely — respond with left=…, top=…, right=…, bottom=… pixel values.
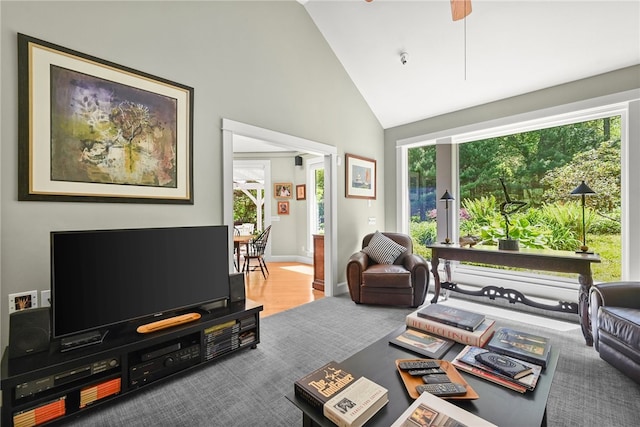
left=345, top=153, right=376, bottom=199
left=296, top=184, right=306, bottom=200
left=277, top=201, right=290, bottom=215
left=274, top=182, right=293, bottom=199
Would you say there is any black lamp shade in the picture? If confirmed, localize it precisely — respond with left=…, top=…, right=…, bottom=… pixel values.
left=440, top=190, right=455, bottom=201
left=570, top=181, right=595, bottom=196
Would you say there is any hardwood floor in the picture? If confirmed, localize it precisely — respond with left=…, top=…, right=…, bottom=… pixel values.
left=243, top=261, right=325, bottom=317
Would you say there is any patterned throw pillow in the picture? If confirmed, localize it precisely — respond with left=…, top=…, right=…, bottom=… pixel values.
left=362, top=231, right=407, bottom=264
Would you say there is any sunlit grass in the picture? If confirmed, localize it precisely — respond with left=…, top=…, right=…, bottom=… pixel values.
left=589, top=234, right=621, bottom=282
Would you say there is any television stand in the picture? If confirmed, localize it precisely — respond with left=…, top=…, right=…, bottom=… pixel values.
left=136, top=312, right=201, bottom=334
left=1, top=300, right=262, bottom=427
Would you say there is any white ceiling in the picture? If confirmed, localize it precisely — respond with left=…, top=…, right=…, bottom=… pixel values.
left=302, top=0, right=640, bottom=129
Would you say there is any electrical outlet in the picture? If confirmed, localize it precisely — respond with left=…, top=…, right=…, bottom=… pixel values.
left=41, top=290, right=52, bottom=307
left=8, top=291, right=39, bottom=313
left=368, top=217, right=376, bottom=225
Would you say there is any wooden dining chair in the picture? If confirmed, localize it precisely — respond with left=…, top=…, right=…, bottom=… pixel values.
left=242, top=225, right=272, bottom=279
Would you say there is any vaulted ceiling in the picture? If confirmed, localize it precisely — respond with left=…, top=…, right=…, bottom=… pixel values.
left=302, top=0, right=640, bottom=129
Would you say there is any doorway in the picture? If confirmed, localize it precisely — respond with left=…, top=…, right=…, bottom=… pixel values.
left=222, top=119, right=338, bottom=296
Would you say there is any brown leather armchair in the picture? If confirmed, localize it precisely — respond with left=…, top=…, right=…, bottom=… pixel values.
left=589, top=281, right=640, bottom=384
left=347, top=232, right=429, bottom=307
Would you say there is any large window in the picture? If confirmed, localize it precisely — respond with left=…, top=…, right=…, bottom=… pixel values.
left=408, top=145, right=436, bottom=260
left=408, top=116, right=622, bottom=283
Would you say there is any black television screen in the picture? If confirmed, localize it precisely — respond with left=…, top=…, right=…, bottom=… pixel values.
left=51, top=226, right=230, bottom=338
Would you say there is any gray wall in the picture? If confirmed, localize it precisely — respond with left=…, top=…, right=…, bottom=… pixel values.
left=0, top=1, right=385, bottom=349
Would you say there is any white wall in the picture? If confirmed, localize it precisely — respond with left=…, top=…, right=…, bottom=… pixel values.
left=0, top=1, right=384, bottom=349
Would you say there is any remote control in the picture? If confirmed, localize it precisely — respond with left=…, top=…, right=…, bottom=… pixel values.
left=416, top=382, right=467, bottom=397
left=421, top=374, right=451, bottom=384
left=407, top=367, right=445, bottom=376
left=398, top=360, right=440, bottom=370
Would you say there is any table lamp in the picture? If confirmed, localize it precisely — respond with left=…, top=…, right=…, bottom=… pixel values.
left=440, top=190, right=455, bottom=244
left=570, top=180, right=596, bottom=254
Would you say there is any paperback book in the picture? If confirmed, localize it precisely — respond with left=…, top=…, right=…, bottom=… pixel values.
left=389, top=327, right=455, bottom=359
left=406, top=311, right=496, bottom=347
left=417, top=304, right=485, bottom=331
left=390, top=389, right=497, bottom=427
left=323, top=376, right=388, bottom=427
left=294, top=361, right=358, bottom=411
left=452, top=345, right=542, bottom=392
left=487, top=327, right=551, bottom=368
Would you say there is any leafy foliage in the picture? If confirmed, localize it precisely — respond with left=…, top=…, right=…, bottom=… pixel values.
left=409, top=220, right=437, bottom=260
left=540, top=140, right=621, bottom=212
left=233, top=190, right=258, bottom=224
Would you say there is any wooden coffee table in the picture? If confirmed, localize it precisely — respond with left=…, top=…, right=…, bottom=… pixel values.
left=286, top=325, right=559, bottom=427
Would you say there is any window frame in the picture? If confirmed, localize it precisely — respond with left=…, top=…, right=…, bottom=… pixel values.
left=306, top=156, right=324, bottom=253
left=396, top=91, right=639, bottom=284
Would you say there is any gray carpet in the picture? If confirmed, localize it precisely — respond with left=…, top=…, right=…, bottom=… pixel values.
left=68, top=295, right=639, bottom=426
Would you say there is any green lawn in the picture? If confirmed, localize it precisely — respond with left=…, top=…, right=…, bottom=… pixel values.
left=590, top=234, right=621, bottom=282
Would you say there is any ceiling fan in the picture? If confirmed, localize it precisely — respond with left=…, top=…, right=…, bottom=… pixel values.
left=450, top=0, right=472, bottom=21
left=364, top=0, right=472, bottom=22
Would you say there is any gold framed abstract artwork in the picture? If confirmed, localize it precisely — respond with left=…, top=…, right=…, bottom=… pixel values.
left=17, top=34, right=194, bottom=203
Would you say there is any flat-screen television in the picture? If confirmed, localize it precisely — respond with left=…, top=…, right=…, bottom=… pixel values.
left=51, top=225, right=230, bottom=338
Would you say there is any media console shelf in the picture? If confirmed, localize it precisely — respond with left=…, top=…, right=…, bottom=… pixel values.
left=1, top=300, right=263, bottom=427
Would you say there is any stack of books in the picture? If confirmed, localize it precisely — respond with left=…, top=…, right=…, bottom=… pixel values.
left=486, top=327, right=552, bottom=368
left=452, top=345, right=542, bottom=393
left=451, top=326, right=551, bottom=393
left=405, top=304, right=496, bottom=347
left=294, top=361, right=388, bottom=427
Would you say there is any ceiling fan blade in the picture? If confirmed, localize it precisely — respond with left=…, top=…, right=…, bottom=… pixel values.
left=451, top=0, right=472, bottom=21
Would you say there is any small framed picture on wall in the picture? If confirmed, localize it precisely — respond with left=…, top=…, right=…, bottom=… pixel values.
left=274, top=182, right=292, bottom=199
left=277, top=201, right=290, bottom=215
left=345, top=153, right=376, bottom=199
left=296, top=184, right=306, bottom=200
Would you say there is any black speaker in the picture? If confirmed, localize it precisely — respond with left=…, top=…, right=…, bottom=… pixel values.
left=9, top=307, right=51, bottom=359
left=229, top=273, right=246, bottom=303
left=295, top=155, right=303, bottom=166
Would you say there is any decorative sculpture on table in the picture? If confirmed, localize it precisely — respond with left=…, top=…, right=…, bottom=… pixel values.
left=498, top=178, right=527, bottom=250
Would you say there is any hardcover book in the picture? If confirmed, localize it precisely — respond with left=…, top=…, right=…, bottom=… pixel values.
left=390, top=389, right=497, bottom=427
left=487, top=327, right=551, bottom=368
left=406, top=311, right=496, bottom=347
left=294, top=361, right=358, bottom=411
left=452, top=350, right=527, bottom=393
left=417, top=304, right=486, bottom=331
left=452, top=345, right=542, bottom=392
left=475, top=352, right=533, bottom=380
left=389, top=328, right=455, bottom=359
left=323, top=376, right=388, bottom=427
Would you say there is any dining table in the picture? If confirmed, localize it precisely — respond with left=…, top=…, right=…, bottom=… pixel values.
left=233, top=234, right=253, bottom=272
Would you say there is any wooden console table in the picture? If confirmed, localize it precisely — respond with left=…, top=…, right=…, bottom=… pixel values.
left=428, top=244, right=600, bottom=346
